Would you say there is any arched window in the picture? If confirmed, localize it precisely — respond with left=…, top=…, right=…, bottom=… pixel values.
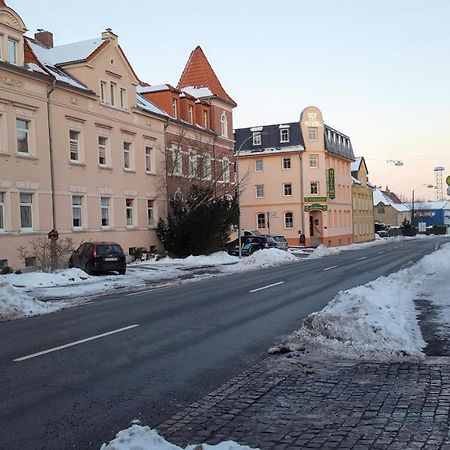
left=257, top=213, right=266, bottom=229
left=220, top=112, right=228, bottom=138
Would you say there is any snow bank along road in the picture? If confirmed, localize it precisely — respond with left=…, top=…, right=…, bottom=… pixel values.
left=0, top=237, right=445, bottom=449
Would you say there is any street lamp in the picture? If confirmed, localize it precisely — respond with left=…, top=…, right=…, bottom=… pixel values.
left=235, top=132, right=263, bottom=258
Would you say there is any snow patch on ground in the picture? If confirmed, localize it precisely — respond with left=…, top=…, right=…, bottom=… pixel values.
left=229, top=248, right=297, bottom=269
left=0, top=281, right=60, bottom=321
left=100, top=425, right=258, bottom=450
left=310, top=245, right=341, bottom=258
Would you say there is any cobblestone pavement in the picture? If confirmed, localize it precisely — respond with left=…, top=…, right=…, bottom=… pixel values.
left=156, top=354, right=450, bottom=449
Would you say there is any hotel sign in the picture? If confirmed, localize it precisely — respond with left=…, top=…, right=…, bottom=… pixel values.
left=302, top=112, right=322, bottom=127
left=328, top=168, right=336, bottom=199
left=304, top=196, right=327, bottom=203
left=305, top=203, right=328, bottom=212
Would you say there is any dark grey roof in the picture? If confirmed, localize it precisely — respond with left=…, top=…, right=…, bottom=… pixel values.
left=234, top=122, right=304, bottom=153
left=324, top=125, right=355, bottom=160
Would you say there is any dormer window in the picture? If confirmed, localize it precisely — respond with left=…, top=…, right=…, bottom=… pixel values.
left=220, top=112, right=228, bottom=138
left=253, top=132, right=261, bottom=146
left=188, top=105, right=194, bottom=124
left=280, top=128, right=289, bottom=143
left=8, top=38, right=17, bottom=65
left=172, top=99, right=177, bottom=118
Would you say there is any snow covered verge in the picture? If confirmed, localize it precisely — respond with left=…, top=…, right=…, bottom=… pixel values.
left=0, top=281, right=60, bottom=321
left=270, top=242, right=450, bottom=362
left=100, top=424, right=258, bottom=450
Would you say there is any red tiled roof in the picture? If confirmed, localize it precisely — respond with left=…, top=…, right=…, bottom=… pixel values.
left=178, top=46, right=236, bottom=107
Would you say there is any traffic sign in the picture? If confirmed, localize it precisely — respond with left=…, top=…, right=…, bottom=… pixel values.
left=446, top=175, right=450, bottom=186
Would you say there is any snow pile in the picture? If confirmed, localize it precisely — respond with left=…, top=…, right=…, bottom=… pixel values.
left=277, top=245, right=450, bottom=361
left=310, top=244, right=341, bottom=258
left=100, top=425, right=258, bottom=450
left=153, top=252, right=237, bottom=268
left=4, top=268, right=92, bottom=289
left=233, top=248, right=297, bottom=269
left=0, top=281, right=59, bottom=321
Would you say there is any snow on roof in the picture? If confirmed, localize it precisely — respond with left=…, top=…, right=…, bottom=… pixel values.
left=136, top=92, right=168, bottom=117
left=137, top=84, right=170, bottom=94
left=414, top=201, right=449, bottom=210
left=44, top=65, right=88, bottom=90
left=238, top=145, right=304, bottom=156
left=373, top=189, right=410, bottom=212
left=25, top=63, right=47, bottom=75
left=181, top=86, right=213, bottom=98
left=352, top=176, right=362, bottom=185
left=351, top=157, right=362, bottom=172
left=29, top=38, right=104, bottom=66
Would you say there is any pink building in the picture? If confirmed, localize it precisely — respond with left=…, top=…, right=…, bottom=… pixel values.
left=234, top=106, right=354, bottom=247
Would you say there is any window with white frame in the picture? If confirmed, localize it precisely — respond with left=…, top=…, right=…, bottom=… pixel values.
left=309, top=154, right=319, bottom=168
left=145, top=146, right=153, bottom=173
left=203, top=153, right=212, bottom=180
left=188, top=105, right=194, bottom=124
left=98, top=136, right=108, bottom=166
left=283, top=157, right=291, bottom=169
left=284, top=212, right=294, bottom=229
left=280, top=128, right=290, bottom=143
left=308, top=127, right=317, bottom=141
left=100, top=81, right=107, bottom=103
left=172, top=99, right=177, bottom=118
left=283, top=183, right=292, bottom=196
left=255, top=159, right=263, bottom=172
left=147, top=200, right=154, bottom=227
left=120, top=88, right=127, bottom=109
left=69, top=130, right=81, bottom=162
left=252, top=132, right=261, bottom=146
left=188, top=150, right=197, bottom=178
left=125, top=198, right=134, bottom=227
left=0, top=192, right=4, bottom=230
left=19, top=193, right=33, bottom=230
left=8, top=38, right=17, bottom=65
left=110, top=82, right=117, bottom=106
left=222, top=157, right=230, bottom=183
left=257, top=213, right=266, bottom=229
left=16, top=119, right=30, bottom=154
left=100, top=197, right=110, bottom=228
left=310, top=181, right=319, bottom=195
left=220, top=112, right=228, bottom=138
left=123, top=142, right=132, bottom=169
left=72, top=196, right=83, bottom=228
left=172, top=148, right=182, bottom=176
left=255, top=185, right=264, bottom=198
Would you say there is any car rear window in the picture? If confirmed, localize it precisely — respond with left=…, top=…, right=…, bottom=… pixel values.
left=265, top=237, right=276, bottom=244
left=97, top=244, right=123, bottom=255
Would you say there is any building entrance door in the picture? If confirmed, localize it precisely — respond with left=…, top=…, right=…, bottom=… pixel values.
left=309, top=211, right=323, bottom=247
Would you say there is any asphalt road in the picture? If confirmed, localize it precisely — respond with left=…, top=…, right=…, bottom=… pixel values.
left=0, top=237, right=446, bottom=449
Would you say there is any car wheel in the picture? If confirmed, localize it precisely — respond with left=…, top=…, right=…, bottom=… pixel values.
left=85, top=262, right=94, bottom=276
left=119, top=268, right=126, bottom=275
left=68, top=259, right=73, bottom=268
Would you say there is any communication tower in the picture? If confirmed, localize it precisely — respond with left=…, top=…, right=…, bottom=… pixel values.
left=434, top=166, right=445, bottom=200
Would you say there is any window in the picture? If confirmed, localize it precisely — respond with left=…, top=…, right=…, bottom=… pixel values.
left=126, top=198, right=134, bottom=227
left=145, top=146, right=153, bottom=173
left=310, top=182, right=319, bottom=195
left=203, top=153, right=212, bottom=180
left=280, top=128, right=289, bottom=143
left=0, top=259, right=7, bottom=269
left=257, top=213, right=266, bottom=229
left=120, top=88, right=127, bottom=109
left=98, top=136, right=108, bottom=166
left=188, top=105, right=194, bottom=124
left=100, top=81, right=107, bottom=103
left=8, top=38, right=17, bottom=65
left=173, top=148, right=182, bottom=176
left=255, top=185, right=264, bottom=198
left=220, top=112, right=228, bottom=138
left=283, top=157, right=291, bottom=169
left=172, top=99, right=177, bottom=118
left=283, top=183, right=292, bottom=196
left=284, top=212, right=294, bottom=229
left=25, top=257, right=36, bottom=268
left=101, top=197, right=110, bottom=228
left=69, top=130, right=80, bottom=161
left=123, top=142, right=132, bottom=169
left=222, top=157, right=230, bottom=183
left=308, top=127, right=317, bottom=141
left=16, top=119, right=30, bottom=154
left=0, top=192, right=4, bottom=230
left=203, top=110, right=208, bottom=128
left=110, top=82, right=116, bottom=106
left=19, top=193, right=33, bottom=230
left=309, top=154, right=319, bottom=168
left=253, top=132, right=261, bottom=146
left=72, top=196, right=83, bottom=228
left=188, top=150, right=197, bottom=178
left=255, top=159, right=263, bottom=172
left=377, top=203, right=385, bottom=214
left=147, top=200, right=154, bottom=227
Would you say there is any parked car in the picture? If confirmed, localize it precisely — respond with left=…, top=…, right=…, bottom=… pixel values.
left=227, top=235, right=277, bottom=256
left=270, top=235, right=289, bottom=250
left=69, top=242, right=127, bottom=275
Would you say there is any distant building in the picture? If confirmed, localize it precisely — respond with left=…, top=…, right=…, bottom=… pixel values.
left=413, top=201, right=450, bottom=230
left=373, top=188, right=410, bottom=226
left=234, top=106, right=355, bottom=247
left=351, top=157, right=375, bottom=243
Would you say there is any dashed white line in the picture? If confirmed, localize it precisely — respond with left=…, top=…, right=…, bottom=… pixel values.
left=323, top=265, right=338, bottom=271
left=358, top=256, right=368, bottom=261
left=377, top=251, right=385, bottom=254
left=13, top=324, right=140, bottom=362
left=250, top=281, right=285, bottom=293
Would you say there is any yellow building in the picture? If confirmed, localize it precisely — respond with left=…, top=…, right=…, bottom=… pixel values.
left=351, top=157, right=375, bottom=243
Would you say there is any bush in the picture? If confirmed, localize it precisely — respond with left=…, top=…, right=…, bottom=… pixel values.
left=0, top=266, right=13, bottom=275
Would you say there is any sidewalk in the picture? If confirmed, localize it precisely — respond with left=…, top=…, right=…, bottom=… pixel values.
left=156, top=354, right=450, bottom=450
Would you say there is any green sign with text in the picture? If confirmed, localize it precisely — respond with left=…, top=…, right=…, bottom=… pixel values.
left=328, top=168, right=336, bottom=199
left=304, top=196, right=327, bottom=203
left=305, top=203, right=328, bottom=212
left=446, top=175, right=450, bottom=187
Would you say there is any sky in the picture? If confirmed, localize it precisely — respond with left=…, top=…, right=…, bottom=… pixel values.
left=10, top=0, right=450, bottom=201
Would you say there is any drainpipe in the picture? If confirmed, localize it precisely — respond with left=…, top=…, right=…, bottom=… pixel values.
left=299, top=151, right=305, bottom=239
left=163, top=117, right=171, bottom=207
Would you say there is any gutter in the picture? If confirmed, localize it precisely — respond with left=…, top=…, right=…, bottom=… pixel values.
left=47, top=79, right=57, bottom=230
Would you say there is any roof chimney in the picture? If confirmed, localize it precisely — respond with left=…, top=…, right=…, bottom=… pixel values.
left=101, top=28, right=118, bottom=42
left=35, top=29, right=54, bottom=49
left=0, top=1, right=6, bottom=6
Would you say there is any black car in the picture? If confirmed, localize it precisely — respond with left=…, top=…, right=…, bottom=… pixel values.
left=69, top=242, right=127, bottom=275
left=270, top=235, right=289, bottom=250
left=228, top=235, right=277, bottom=256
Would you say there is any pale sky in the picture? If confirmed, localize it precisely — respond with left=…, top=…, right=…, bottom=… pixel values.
left=11, top=0, right=450, bottom=200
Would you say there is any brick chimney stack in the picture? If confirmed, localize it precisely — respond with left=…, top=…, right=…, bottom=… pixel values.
left=0, top=1, right=6, bottom=6
left=35, top=30, right=54, bottom=49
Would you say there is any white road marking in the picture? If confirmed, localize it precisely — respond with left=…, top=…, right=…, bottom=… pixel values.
left=323, top=265, right=338, bottom=271
left=358, top=256, right=368, bottom=261
left=13, top=324, right=139, bottom=362
left=250, top=281, right=285, bottom=293
left=377, top=251, right=385, bottom=254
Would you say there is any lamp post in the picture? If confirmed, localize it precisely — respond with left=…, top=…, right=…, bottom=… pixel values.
left=236, top=132, right=262, bottom=258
